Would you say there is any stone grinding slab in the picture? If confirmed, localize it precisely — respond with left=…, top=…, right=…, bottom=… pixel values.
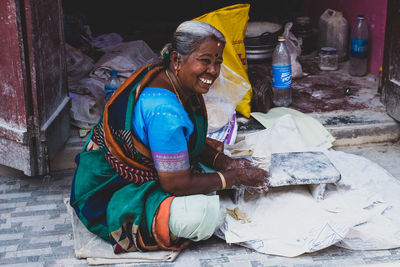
left=269, top=151, right=341, bottom=187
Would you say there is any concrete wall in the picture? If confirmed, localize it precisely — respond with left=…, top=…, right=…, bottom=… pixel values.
left=301, top=0, right=387, bottom=76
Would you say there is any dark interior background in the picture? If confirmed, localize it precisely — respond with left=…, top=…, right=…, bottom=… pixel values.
left=62, top=0, right=304, bottom=53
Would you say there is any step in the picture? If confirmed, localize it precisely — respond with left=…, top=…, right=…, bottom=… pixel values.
left=236, top=108, right=400, bottom=147
left=310, top=108, right=400, bottom=146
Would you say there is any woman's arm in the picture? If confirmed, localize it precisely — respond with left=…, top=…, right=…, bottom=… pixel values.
left=157, top=167, right=268, bottom=196
left=158, top=170, right=227, bottom=196
left=134, top=90, right=268, bottom=195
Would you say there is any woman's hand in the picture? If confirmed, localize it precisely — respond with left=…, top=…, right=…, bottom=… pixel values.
left=215, top=154, right=269, bottom=191
left=215, top=154, right=255, bottom=171
left=223, top=157, right=254, bottom=170
left=239, top=167, right=270, bottom=189
left=225, top=166, right=270, bottom=191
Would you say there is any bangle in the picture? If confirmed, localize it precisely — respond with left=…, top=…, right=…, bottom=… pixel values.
left=216, top=171, right=226, bottom=190
left=212, top=152, right=222, bottom=169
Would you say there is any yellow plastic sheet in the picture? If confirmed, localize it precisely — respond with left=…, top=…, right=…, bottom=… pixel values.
left=194, top=4, right=252, bottom=118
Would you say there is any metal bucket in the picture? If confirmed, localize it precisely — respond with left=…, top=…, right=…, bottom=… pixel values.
left=245, top=21, right=282, bottom=62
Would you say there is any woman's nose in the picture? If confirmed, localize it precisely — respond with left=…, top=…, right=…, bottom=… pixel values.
left=207, top=64, right=219, bottom=75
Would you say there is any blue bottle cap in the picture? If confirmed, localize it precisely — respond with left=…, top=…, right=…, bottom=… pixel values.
left=110, top=70, right=118, bottom=76
left=357, top=14, right=365, bottom=19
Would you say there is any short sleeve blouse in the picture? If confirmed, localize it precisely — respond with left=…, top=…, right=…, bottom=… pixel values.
left=132, top=87, right=194, bottom=172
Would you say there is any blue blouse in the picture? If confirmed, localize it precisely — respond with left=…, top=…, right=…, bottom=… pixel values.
left=132, top=87, right=194, bottom=172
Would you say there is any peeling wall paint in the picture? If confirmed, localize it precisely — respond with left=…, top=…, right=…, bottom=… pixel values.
left=0, top=0, right=27, bottom=130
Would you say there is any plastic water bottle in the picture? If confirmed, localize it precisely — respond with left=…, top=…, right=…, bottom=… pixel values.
left=272, top=36, right=292, bottom=107
left=349, top=15, right=369, bottom=76
left=104, top=70, right=120, bottom=102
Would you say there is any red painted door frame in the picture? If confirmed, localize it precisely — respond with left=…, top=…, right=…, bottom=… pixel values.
left=0, top=0, right=70, bottom=176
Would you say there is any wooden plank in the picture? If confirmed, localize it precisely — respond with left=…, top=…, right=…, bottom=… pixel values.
left=0, top=0, right=29, bottom=135
left=385, top=82, right=400, bottom=120
left=0, top=0, right=70, bottom=176
left=23, top=0, right=70, bottom=175
left=0, top=136, right=34, bottom=176
left=0, top=0, right=35, bottom=174
left=383, top=0, right=400, bottom=121
left=0, top=123, right=27, bottom=144
left=25, top=0, right=68, bottom=126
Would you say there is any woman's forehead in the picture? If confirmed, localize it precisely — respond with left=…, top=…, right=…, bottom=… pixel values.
left=195, top=39, right=224, bottom=56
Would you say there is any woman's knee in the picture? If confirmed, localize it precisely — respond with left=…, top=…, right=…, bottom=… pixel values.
left=168, top=194, right=225, bottom=241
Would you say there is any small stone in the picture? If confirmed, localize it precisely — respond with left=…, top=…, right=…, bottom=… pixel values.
left=344, top=88, right=351, bottom=95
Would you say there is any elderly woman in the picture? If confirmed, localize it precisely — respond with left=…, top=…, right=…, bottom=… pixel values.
left=70, top=21, right=269, bottom=253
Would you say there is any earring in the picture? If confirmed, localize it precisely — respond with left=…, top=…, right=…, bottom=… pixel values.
left=174, top=66, right=179, bottom=76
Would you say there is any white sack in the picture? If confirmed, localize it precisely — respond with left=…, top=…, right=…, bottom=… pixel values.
left=66, top=44, right=94, bottom=83
left=69, top=78, right=105, bottom=129
left=218, top=115, right=400, bottom=257
left=283, top=22, right=303, bottom=79
left=90, top=40, right=159, bottom=81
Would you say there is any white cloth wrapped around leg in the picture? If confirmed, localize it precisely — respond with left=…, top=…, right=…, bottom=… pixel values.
left=169, top=194, right=225, bottom=242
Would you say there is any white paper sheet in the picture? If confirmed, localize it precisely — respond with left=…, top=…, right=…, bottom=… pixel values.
left=218, top=114, right=400, bottom=257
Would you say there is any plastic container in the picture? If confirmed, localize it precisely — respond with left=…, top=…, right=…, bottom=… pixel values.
left=318, top=47, right=338, bottom=71
left=272, top=36, right=292, bottom=107
left=349, top=14, right=369, bottom=77
left=293, top=16, right=314, bottom=55
left=318, top=9, right=349, bottom=62
left=104, top=70, right=120, bottom=102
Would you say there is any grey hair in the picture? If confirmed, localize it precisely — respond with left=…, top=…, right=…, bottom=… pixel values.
left=161, top=21, right=225, bottom=65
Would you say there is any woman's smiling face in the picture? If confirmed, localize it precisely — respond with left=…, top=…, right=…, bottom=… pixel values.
left=177, top=38, right=224, bottom=95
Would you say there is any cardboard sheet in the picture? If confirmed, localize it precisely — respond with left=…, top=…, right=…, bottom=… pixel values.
left=65, top=200, right=179, bottom=265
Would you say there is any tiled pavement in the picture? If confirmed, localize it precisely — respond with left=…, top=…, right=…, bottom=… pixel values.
left=2, top=143, right=400, bottom=266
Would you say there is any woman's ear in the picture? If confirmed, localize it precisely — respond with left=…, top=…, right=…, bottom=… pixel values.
left=170, top=51, right=181, bottom=76
left=170, top=51, right=179, bottom=64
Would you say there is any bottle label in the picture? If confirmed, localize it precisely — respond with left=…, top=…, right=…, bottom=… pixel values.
left=105, top=84, right=117, bottom=95
left=272, top=65, right=292, bottom=89
left=351, top=39, right=368, bottom=58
